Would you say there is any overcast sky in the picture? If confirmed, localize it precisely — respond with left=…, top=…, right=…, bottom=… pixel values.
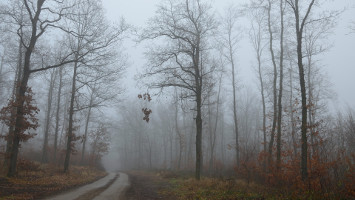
left=102, top=0, right=355, bottom=110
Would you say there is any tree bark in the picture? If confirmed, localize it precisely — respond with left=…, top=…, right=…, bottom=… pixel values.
left=289, top=67, right=298, bottom=158
left=64, top=57, right=78, bottom=173
left=81, top=90, right=94, bottom=164
left=7, top=0, right=46, bottom=176
left=8, top=52, right=31, bottom=177
left=4, top=39, right=23, bottom=168
left=231, top=42, right=240, bottom=169
left=53, top=67, right=63, bottom=162
left=194, top=44, right=203, bottom=180
left=276, top=0, right=285, bottom=170
left=288, top=0, right=316, bottom=181
left=209, top=75, right=221, bottom=173
left=267, top=0, right=278, bottom=167
left=42, top=70, right=56, bottom=163
left=174, top=89, right=183, bottom=170
left=0, top=52, right=4, bottom=96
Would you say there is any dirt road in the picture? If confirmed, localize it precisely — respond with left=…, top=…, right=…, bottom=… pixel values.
left=44, top=172, right=129, bottom=200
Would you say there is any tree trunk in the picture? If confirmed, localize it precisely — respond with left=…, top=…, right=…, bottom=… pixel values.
left=53, top=67, right=63, bottom=162
left=64, top=57, right=78, bottom=173
left=291, top=0, right=315, bottom=181
left=226, top=21, right=240, bottom=169
left=196, top=102, right=202, bottom=180
left=258, top=54, right=267, bottom=171
left=59, top=94, right=70, bottom=150
left=81, top=91, right=94, bottom=164
left=231, top=50, right=239, bottom=169
left=289, top=68, right=298, bottom=158
left=307, top=55, right=318, bottom=157
left=7, top=0, right=46, bottom=174
left=42, top=70, right=56, bottom=163
left=298, top=28, right=308, bottom=180
left=0, top=52, right=4, bottom=95
left=174, top=89, right=183, bottom=170
left=148, top=136, right=152, bottom=169
left=267, top=0, right=278, bottom=167
left=207, top=95, right=213, bottom=172
left=194, top=43, right=203, bottom=180
left=8, top=51, right=31, bottom=177
left=276, top=0, right=285, bottom=170
left=251, top=8, right=267, bottom=172
left=211, top=76, right=221, bottom=173
left=4, top=39, right=24, bottom=168
left=170, top=128, right=173, bottom=169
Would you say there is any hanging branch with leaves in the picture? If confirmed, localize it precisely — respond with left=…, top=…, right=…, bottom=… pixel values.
left=138, top=93, right=152, bottom=123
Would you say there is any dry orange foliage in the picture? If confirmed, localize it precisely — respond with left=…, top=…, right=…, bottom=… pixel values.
left=233, top=147, right=355, bottom=199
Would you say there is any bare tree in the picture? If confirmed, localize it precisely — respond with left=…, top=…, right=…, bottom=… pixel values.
left=80, top=76, right=123, bottom=164
left=286, top=0, right=339, bottom=180
left=266, top=0, right=279, bottom=166
left=248, top=2, right=267, bottom=171
left=61, top=0, right=127, bottom=172
left=219, top=4, right=242, bottom=168
left=303, top=12, right=336, bottom=157
left=141, top=0, right=217, bottom=180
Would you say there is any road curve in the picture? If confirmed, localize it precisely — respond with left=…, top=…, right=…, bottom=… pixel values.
left=43, top=172, right=129, bottom=200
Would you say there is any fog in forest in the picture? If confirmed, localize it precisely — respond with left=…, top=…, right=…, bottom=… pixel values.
left=0, top=0, right=355, bottom=198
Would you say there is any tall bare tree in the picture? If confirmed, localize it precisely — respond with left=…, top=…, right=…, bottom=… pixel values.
left=80, top=76, right=123, bottom=164
left=141, top=0, right=217, bottom=180
left=285, top=0, right=339, bottom=180
left=248, top=2, right=267, bottom=171
left=220, top=4, right=242, bottom=168
left=266, top=0, right=279, bottom=166
left=61, top=0, right=127, bottom=172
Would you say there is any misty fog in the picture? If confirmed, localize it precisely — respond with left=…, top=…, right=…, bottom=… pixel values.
left=0, top=0, right=355, bottom=199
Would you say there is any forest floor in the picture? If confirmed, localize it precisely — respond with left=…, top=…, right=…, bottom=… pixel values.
left=0, top=160, right=107, bottom=200
left=123, top=170, right=265, bottom=200
left=123, top=170, right=350, bottom=200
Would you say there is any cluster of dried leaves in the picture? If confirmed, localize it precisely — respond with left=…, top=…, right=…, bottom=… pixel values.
left=138, top=93, right=152, bottom=123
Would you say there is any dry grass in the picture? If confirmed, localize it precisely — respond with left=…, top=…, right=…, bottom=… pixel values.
left=0, top=162, right=107, bottom=200
left=158, top=170, right=349, bottom=200
left=162, top=177, right=265, bottom=200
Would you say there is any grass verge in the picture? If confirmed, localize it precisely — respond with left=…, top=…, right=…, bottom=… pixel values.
left=157, top=171, right=348, bottom=200
left=0, top=162, right=107, bottom=200
left=161, top=177, right=265, bottom=200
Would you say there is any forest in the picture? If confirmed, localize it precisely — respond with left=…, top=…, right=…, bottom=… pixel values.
left=0, top=0, right=354, bottom=199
